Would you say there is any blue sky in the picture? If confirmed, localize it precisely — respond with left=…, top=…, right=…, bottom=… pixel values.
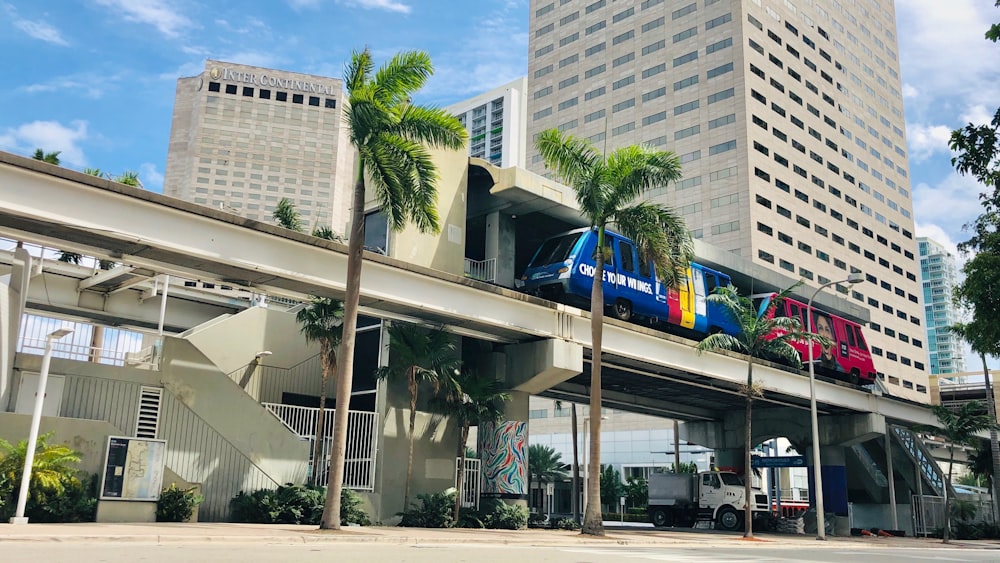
left=0, top=0, right=997, bottom=260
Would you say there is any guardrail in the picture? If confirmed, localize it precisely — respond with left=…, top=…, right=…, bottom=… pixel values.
left=463, top=257, right=496, bottom=283
left=17, top=314, right=159, bottom=370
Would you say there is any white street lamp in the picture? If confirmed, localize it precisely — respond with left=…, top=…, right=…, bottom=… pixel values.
left=10, top=327, right=73, bottom=525
left=807, top=272, right=863, bottom=540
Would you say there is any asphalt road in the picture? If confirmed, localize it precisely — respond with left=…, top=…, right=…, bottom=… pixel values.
left=4, top=542, right=998, bottom=563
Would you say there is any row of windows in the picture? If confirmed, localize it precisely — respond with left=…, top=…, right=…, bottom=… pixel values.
left=206, top=82, right=337, bottom=109
left=744, top=45, right=911, bottom=223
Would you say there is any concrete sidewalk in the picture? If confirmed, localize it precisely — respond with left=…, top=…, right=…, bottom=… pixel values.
left=1, top=521, right=999, bottom=550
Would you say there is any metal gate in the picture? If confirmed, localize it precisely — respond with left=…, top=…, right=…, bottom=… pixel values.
left=456, top=457, right=481, bottom=509
left=912, top=494, right=945, bottom=536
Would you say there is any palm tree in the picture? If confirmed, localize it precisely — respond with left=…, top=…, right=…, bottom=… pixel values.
left=927, top=401, right=996, bottom=543
left=319, top=47, right=467, bottom=530
left=273, top=197, right=304, bottom=232
left=432, top=369, right=509, bottom=521
left=695, top=285, right=815, bottom=538
left=555, top=400, right=581, bottom=524
left=375, top=323, right=461, bottom=510
left=535, top=128, right=692, bottom=536
left=528, top=444, right=569, bottom=516
left=296, top=297, right=344, bottom=487
left=31, top=149, right=60, bottom=165
left=312, top=226, right=343, bottom=242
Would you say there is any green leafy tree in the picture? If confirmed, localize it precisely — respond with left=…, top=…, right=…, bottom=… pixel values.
left=296, top=297, right=344, bottom=486
left=312, top=226, right=343, bottom=242
left=432, top=369, right=509, bottom=522
left=599, top=465, right=624, bottom=512
left=535, top=128, right=691, bottom=535
left=528, top=444, right=568, bottom=515
left=320, top=47, right=466, bottom=530
left=32, top=149, right=60, bottom=165
left=273, top=197, right=304, bottom=232
left=670, top=461, right=698, bottom=474
left=695, top=285, right=817, bottom=538
left=0, top=432, right=92, bottom=521
left=375, top=323, right=461, bottom=511
left=925, top=401, right=997, bottom=543
left=624, top=476, right=647, bottom=510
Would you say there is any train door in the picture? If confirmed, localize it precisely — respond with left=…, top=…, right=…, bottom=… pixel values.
left=691, top=267, right=709, bottom=333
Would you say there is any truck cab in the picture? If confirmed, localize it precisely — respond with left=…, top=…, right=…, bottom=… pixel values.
left=648, top=470, right=769, bottom=532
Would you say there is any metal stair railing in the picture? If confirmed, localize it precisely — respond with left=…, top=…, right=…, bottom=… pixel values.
left=850, top=443, right=888, bottom=487
left=890, top=425, right=953, bottom=498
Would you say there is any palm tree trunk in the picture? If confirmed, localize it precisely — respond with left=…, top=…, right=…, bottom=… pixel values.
left=319, top=171, right=366, bottom=530
left=582, top=234, right=606, bottom=536
left=571, top=404, right=580, bottom=524
left=744, top=360, right=754, bottom=539
left=944, top=449, right=954, bottom=543
left=405, top=368, right=418, bottom=510
left=311, top=344, right=331, bottom=487
left=453, top=422, right=469, bottom=522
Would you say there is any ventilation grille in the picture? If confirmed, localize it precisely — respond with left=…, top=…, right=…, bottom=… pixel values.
left=135, top=386, right=163, bottom=439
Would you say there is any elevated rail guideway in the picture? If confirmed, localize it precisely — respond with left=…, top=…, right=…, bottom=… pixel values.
left=0, top=151, right=936, bottom=428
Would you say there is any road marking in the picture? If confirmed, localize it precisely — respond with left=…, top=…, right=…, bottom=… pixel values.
left=557, top=547, right=826, bottom=562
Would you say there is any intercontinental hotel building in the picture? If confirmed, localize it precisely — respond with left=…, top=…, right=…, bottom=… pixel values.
left=527, top=0, right=929, bottom=402
left=163, top=60, right=354, bottom=233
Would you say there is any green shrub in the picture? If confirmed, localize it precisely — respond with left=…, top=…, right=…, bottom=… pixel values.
left=157, top=483, right=204, bottom=522
left=340, top=488, right=371, bottom=526
left=0, top=433, right=96, bottom=522
left=398, top=490, right=456, bottom=528
left=601, top=511, right=648, bottom=523
left=527, top=512, right=548, bottom=529
left=554, top=517, right=580, bottom=530
left=230, top=483, right=324, bottom=524
left=479, top=498, right=528, bottom=530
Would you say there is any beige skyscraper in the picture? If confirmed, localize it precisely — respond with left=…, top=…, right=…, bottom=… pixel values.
left=164, top=60, right=354, bottom=234
left=527, top=0, right=928, bottom=401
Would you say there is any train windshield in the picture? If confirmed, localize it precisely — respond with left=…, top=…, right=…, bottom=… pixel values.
left=527, top=232, right=583, bottom=268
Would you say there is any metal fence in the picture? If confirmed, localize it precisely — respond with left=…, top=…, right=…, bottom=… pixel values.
left=463, top=258, right=496, bottom=283
left=17, top=314, right=159, bottom=370
left=456, top=457, right=481, bottom=509
left=262, top=402, right=378, bottom=491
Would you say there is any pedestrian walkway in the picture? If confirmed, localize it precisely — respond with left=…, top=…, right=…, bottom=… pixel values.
left=1, top=521, right=998, bottom=550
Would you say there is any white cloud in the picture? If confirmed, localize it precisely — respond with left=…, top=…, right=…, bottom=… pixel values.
left=21, top=71, right=122, bottom=99
left=912, top=171, right=989, bottom=249
left=13, top=18, right=69, bottom=46
left=139, top=163, right=164, bottom=192
left=336, top=0, right=411, bottom=13
left=913, top=222, right=960, bottom=259
left=93, top=0, right=193, bottom=38
left=0, top=120, right=89, bottom=167
left=421, top=1, right=528, bottom=102
left=960, top=104, right=995, bottom=127
left=905, top=122, right=953, bottom=163
left=902, top=84, right=919, bottom=99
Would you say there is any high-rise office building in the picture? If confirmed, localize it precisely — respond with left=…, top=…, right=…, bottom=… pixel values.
left=527, top=0, right=928, bottom=401
left=164, top=60, right=355, bottom=233
left=447, top=77, right=529, bottom=168
left=918, top=237, right=966, bottom=375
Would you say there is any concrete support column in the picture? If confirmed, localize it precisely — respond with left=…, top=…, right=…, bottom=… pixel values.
left=2, top=247, right=32, bottom=411
left=713, top=448, right=745, bottom=473
left=479, top=389, right=529, bottom=506
left=808, top=445, right=850, bottom=536
left=484, top=211, right=516, bottom=288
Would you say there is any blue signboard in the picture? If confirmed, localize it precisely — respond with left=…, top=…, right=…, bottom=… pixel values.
left=751, top=455, right=807, bottom=468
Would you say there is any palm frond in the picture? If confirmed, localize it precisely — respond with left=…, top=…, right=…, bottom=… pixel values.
left=535, top=128, right=602, bottom=194
left=372, top=50, right=433, bottom=108
left=344, top=48, right=374, bottom=95
left=615, top=203, right=693, bottom=288
left=393, top=105, right=468, bottom=150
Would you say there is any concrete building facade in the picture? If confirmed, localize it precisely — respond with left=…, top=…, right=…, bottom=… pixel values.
left=447, top=77, right=529, bottom=169
left=527, top=0, right=929, bottom=401
left=918, top=237, right=966, bottom=375
left=163, top=60, right=355, bottom=234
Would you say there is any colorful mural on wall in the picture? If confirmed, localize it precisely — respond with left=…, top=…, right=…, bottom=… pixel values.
left=478, top=420, right=527, bottom=496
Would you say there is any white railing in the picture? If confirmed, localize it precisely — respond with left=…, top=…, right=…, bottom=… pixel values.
left=464, top=257, right=496, bottom=283
left=17, top=314, right=159, bottom=370
left=262, top=402, right=378, bottom=491
left=456, top=457, right=481, bottom=509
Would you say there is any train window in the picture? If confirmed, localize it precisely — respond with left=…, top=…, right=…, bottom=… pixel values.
left=845, top=322, right=857, bottom=347
left=853, top=326, right=868, bottom=351
left=638, top=253, right=652, bottom=278
left=619, top=240, right=636, bottom=273
left=529, top=232, right=583, bottom=267
left=705, top=272, right=719, bottom=292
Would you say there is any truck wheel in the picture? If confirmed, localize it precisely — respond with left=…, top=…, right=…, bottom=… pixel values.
left=849, top=369, right=861, bottom=386
left=650, top=508, right=672, bottom=527
left=613, top=299, right=632, bottom=322
left=716, top=507, right=742, bottom=532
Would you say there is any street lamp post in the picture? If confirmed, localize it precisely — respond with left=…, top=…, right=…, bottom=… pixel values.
left=10, top=327, right=73, bottom=525
left=807, top=273, right=863, bottom=540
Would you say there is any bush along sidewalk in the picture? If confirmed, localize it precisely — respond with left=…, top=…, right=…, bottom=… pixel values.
left=229, top=484, right=370, bottom=526
left=398, top=489, right=528, bottom=530
left=157, top=483, right=204, bottom=522
left=0, top=432, right=97, bottom=523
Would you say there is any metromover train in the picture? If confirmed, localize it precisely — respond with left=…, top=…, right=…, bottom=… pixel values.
left=517, top=228, right=876, bottom=386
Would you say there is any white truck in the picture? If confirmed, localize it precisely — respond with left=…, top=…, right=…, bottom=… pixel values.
left=647, top=471, right=770, bottom=531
